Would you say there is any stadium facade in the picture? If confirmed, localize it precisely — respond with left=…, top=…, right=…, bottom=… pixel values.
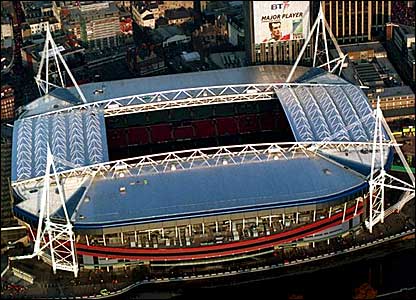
left=11, top=64, right=394, bottom=272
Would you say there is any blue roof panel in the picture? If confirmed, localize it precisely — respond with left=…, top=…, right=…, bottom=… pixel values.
left=74, top=157, right=366, bottom=227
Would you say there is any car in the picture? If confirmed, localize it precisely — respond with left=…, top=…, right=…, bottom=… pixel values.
left=100, top=288, right=110, bottom=296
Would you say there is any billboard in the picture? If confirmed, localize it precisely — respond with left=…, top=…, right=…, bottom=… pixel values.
left=253, top=1, right=310, bottom=44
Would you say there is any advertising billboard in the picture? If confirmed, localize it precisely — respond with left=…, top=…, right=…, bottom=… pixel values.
left=253, top=1, right=310, bottom=44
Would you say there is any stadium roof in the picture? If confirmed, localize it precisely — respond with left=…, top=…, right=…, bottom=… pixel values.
left=275, top=74, right=376, bottom=142
left=12, top=107, right=108, bottom=181
left=15, top=153, right=367, bottom=229
left=20, top=65, right=310, bottom=118
left=12, top=66, right=379, bottom=183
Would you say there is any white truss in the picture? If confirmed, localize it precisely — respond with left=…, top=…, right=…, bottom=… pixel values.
left=11, top=146, right=79, bottom=277
left=286, top=3, right=347, bottom=83
left=13, top=141, right=397, bottom=187
left=21, top=81, right=357, bottom=121
left=366, top=98, right=415, bottom=233
left=35, top=26, right=86, bottom=103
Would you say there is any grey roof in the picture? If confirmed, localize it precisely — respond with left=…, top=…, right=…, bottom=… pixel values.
left=49, top=87, right=83, bottom=105
left=12, top=108, right=108, bottom=181
left=73, top=156, right=366, bottom=227
left=152, top=26, right=184, bottom=43
left=74, top=65, right=310, bottom=103
left=378, top=86, right=415, bottom=98
left=338, top=42, right=387, bottom=55
left=275, top=73, right=376, bottom=142
left=19, top=65, right=309, bottom=117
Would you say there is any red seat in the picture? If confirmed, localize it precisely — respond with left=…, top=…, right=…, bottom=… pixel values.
left=107, top=128, right=127, bottom=148
left=150, top=124, right=172, bottom=143
left=174, top=126, right=194, bottom=140
left=127, top=127, right=149, bottom=145
left=238, top=114, right=258, bottom=133
left=259, top=113, right=276, bottom=131
left=193, top=120, right=215, bottom=138
left=216, top=117, right=238, bottom=136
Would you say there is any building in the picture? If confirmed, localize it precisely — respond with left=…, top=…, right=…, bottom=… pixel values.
left=165, top=7, right=193, bottom=25
left=25, top=16, right=61, bottom=36
left=132, top=1, right=161, bottom=28
left=386, top=23, right=415, bottom=89
left=55, top=1, right=121, bottom=49
left=120, top=17, right=133, bottom=35
left=192, top=16, right=228, bottom=51
left=208, top=51, right=246, bottom=69
left=1, top=85, right=14, bottom=122
left=21, top=1, right=60, bottom=36
left=126, top=45, right=167, bottom=76
left=391, top=1, right=415, bottom=27
left=132, top=7, right=156, bottom=29
left=159, top=1, right=194, bottom=12
left=11, top=64, right=393, bottom=273
left=1, top=22, right=13, bottom=41
left=338, top=41, right=415, bottom=120
left=244, top=1, right=312, bottom=65
left=1, top=128, right=14, bottom=228
left=21, top=39, right=85, bottom=75
left=177, top=51, right=204, bottom=72
left=246, top=1, right=394, bottom=65
left=228, top=15, right=245, bottom=48
left=151, top=25, right=191, bottom=49
left=21, top=1, right=54, bottom=19
left=78, top=2, right=121, bottom=49
left=115, top=1, right=132, bottom=10
left=321, top=1, right=392, bottom=43
left=1, top=124, right=27, bottom=247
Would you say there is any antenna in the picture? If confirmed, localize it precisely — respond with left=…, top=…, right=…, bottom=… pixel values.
left=35, top=25, right=87, bottom=103
left=366, top=97, right=415, bottom=233
left=10, top=145, right=79, bottom=277
left=286, top=3, right=347, bottom=82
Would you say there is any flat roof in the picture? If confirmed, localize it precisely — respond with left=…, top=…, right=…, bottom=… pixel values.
left=75, top=65, right=310, bottom=104
left=73, top=156, right=366, bottom=228
left=339, top=41, right=387, bottom=54
left=20, top=65, right=310, bottom=118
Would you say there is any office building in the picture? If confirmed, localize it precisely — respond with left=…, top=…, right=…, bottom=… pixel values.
left=321, top=1, right=392, bottom=43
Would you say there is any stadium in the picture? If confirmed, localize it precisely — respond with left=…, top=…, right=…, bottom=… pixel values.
left=12, top=10, right=415, bottom=276
left=10, top=62, right=395, bottom=274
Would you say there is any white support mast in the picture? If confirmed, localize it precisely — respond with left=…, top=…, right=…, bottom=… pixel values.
left=366, top=97, right=415, bottom=233
left=35, top=25, right=87, bottom=103
left=11, top=146, right=79, bottom=277
left=286, top=3, right=347, bottom=82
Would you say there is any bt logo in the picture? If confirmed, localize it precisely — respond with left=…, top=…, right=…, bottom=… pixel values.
left=271, top=2, right=290, bottom=10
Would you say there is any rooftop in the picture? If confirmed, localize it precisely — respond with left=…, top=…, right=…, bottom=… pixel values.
left=165, top=7, right=192, bottom=20
left=152, top=25, right=185, bottom=42
left=15, top=151, right=367, bottom=228
left=76, top=156, right=365, bottom=227
left=339, top=42, right=387, bottom=55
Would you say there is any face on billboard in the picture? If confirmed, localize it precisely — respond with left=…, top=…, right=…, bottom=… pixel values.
left=253, top=1, right=310, bottom=44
